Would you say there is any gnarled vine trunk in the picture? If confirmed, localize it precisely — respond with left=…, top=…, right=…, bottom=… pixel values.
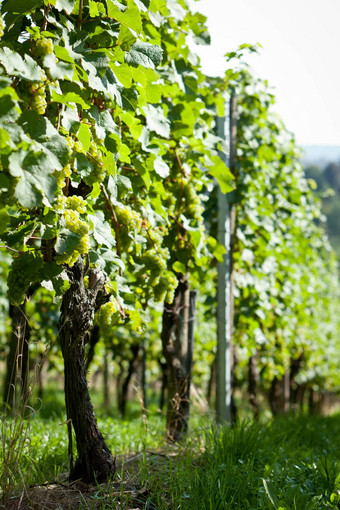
left=161, top=275, right=196, bottom=442
left=117, top=343, right=140, bottom=417
left=158, top=358, right=168, bottom=411
left=58, top=258, right=115, bottom=482
left=289, top=353, right=304, bottom=410
left=268, top=371, right=290, bottom=416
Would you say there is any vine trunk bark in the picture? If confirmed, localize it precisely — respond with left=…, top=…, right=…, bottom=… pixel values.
left=161, top=274, right=196, bottom=441
left=268, top=371, right=290, bottom=416
left=117, top=343, right=140, bottom=417
left=58, top=258, right=115, bottom=482
left=289, top=353, right=304, bottom=410
left=158, top=358, right=167, bottom=411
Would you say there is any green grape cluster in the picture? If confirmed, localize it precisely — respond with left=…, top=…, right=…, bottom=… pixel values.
left=116, top=205, right=142, bottom=231
left=7, top=254, right=38, bottom=306
left=55, top=234, right=90, bottom=267
left=87, top=140, right=106, bottom=184
left=56, top=164, right=72, bottom=187
left=0, top=15, right=4, bottom=38
left=55, top=205, right=90, bottom=266
left=55, top=194, right=67, bottom=212
left=66, top=195, right=87, bottom=214
left=64, top=209, right=89, bottom=236
left=142, top=247, right=168, bottom=272
left=67, top=137, right=75, bottom=154
left=35, top=38, right=53, bottom=59
left=97, top=298, right=120, bottom=337
left=74, top=141, right=84, bottom=154
left=183, top=182, right=204, bottom=220
left=31, top=71, right=48, bottom=115
left=31, top=82, right=47, bottom=115
left=140, top=247, right=169, bottom=286
left=153, top=271, right=178, bottom=303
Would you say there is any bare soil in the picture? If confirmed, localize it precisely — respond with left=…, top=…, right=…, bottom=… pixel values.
left=1, top=451, right=176, bottom=510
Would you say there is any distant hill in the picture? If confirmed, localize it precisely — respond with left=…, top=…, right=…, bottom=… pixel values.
left=301, top=145, right=340, bottom=166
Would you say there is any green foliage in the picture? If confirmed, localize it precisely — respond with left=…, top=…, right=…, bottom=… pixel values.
left=0, top=0, right=230, bottom=333
left=217, top=63, right=340, bottom=393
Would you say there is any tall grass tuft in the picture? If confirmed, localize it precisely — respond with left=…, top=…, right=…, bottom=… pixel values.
left=0, top=394, right=32, bottom=503
left=0, top=320, right=45, bottom=504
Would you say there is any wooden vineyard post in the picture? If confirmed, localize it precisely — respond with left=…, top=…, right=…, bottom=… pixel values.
left=216, top=91, right=237, bottom=424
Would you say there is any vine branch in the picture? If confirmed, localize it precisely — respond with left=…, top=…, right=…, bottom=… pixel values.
left=100, top=184, right=122, bottom=268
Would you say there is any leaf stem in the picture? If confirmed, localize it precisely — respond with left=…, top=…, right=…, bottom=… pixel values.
left=78, top=0, right=84, bottom=29
left=0, top=245, right=24, bottom=254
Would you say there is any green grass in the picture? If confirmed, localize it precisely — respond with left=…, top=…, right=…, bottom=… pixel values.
left=141, top=414, right=340, bottom=509
left=1, top=385, right=340, bottom=509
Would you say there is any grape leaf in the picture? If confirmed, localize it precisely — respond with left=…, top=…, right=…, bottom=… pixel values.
left=142, top=104, right=170, bottom=138
left=2, top=0, right=40, bottom=13
left=9, top=150, right=58, bottom=207
left=153, top=156, right=170, bottom=178
left=54, top=0, right=77, bottom=13
left=125, top=41, right=163, bottom=69
left=90, top=211, right=116, bottom=248
left=206, top=155, right=234, bottom=194
left=107, top=2, right=142, bottom=34
left=0, top=47, right=43, bottom=81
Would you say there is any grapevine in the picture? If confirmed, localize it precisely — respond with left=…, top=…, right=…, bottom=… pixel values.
left=153, top=271, right=178, bottom=303
left=34, top=38, right=53, bottom=60
left=7, top=253, right=42, bottom=306
left=116, top=205, right=142, bottom=232
left=97, top=297, right=121, bottom=336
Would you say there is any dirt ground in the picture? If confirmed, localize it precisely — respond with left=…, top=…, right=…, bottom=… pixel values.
left=1, top=451, right=173, bottom=510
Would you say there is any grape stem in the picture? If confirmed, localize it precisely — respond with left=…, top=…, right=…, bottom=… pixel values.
left=42, top=4, right=51, bottom=32
left=57, top=105, right=61, bottom=131
left=0, top=245, right=24, bottom=254
left=78, top=0, right=83, bottom=29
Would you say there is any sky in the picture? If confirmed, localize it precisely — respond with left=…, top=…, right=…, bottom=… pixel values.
left=187, top=0, right=340, bottom=147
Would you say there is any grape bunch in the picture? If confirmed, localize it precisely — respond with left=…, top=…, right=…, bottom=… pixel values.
left=153, top=271, right=178, bottom=303
left=0, top=14, right=4, bottom=38
left=183, top=182, right=204, bottom=220
left=142, top=247, right=168, bottom=273
left=74, top=141, right=84, bottom=154
left=56, top=164, right=72, bottom=188
left=66, top=195, right=87, bottom=214
left=31, top=82, right=47, bottom=115
left=7, top=254, right=39, bottom=306
left=67, top=136, right=75, bottom=155
left=139, top=247, right=169, bottom=286
left=87, top=140, right=106, bottom=184
left=116, top=205, right=142, bottom=231
left=31, top=70, right=48, bottom=115
left=35, top=38, right=53, bottom=60
left=55, top=202, right=90, bottom=266
left=171, top=179, right=203, bottom=222
left=115, top=204, right=143, bottom=252
left=64, top=209, right=89, bottom=236
left=55, top=234, right=90, bottom=267
left=97, top=297, right=121, bottom=337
